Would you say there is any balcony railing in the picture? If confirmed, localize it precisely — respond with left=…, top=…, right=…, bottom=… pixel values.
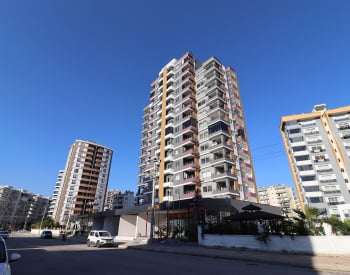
left=183, top=192, right=195, bottom=199
left=212, top=187, right=239, bottom=196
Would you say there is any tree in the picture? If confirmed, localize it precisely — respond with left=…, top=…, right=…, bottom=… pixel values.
left=32, top=216, right=56, bottom=229
left=293, top=207, right=326, bottom=235
left=325, top=216, right=350, bottom=235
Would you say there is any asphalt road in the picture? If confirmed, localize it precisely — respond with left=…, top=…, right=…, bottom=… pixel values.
left=5, top=233, right=347, bottom=275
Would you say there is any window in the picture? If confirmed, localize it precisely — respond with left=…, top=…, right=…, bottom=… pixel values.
left=202, top=171, right=211, bottom=178
left=200, top=144, right=209, bottom=151
left=304, top=185, right=320, bottom=192
left=208, top=121, right=229, bottom=135
left=292, top=145, right=306, bottom=152
left=289, top=128, right=301, bottom=134
left=295, top=155, right=309, bottom=161
left=307, top=197, right=323, bottom=203
left=297, top=165, right=313, bottom=171
left=289, top=136, right=304, bottom=143
left=301, top=175, right=316, bottom=181
left=201, top=157, right=210, bottom=164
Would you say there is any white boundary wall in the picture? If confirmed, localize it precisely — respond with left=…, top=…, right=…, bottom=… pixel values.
left=198, top=226, right=350, bottom=255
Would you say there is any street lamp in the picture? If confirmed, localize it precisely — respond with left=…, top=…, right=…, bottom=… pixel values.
left=150, top=157, right=159, bottom=242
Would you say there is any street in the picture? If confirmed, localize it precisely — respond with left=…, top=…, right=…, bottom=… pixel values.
left=5, top=232, right=347, bottom=275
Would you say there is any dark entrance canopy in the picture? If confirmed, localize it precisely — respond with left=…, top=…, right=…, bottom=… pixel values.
left=226, top=210, right=285, bottom=221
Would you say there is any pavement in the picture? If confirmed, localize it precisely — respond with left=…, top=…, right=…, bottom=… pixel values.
left=69, top=235, right=350, bottom=273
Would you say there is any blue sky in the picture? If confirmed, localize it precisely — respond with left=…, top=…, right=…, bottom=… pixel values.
left=1, top=0, right=349, bottom=197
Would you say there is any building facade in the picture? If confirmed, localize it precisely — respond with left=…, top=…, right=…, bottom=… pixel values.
left=280, top=104, right=350, bottom=219
left=0, top=185, right=49, bottom=229
left=137, top=52, right=257, bottom=206
left=48, top=170, right=64, bottom=218
left=50, top=140, right=113, bottom=225
left=104, top=189, right=120, bottom=210
left=258, top=184, right=299, bottom=217
left=105, top=190, right=135, bottom=210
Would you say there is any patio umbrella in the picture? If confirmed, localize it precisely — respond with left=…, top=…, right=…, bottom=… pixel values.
left=241, top=203, right=261, bottom=211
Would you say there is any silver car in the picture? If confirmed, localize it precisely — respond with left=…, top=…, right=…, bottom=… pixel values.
left=87, top=230, right=114, bottom=247
left=0, top=236, right=21, bottom=275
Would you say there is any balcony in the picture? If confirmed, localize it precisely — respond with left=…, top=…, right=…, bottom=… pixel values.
left=183, top=162, right=200, bottom=170
left=182, top=102, right=196, bottom=112
left=183, top=191, right=195, bottom=199
left=240, top=162, right=251, bottom=169
left=212, top=187, right=239, bottom=196
left=182, top=125, right=197, bottom=134
left=165, top=143, right=174, bottom=151
left=164, top=155, right=174, bottom=162
left=182, top=148, right=199, bottom=157
left=299, top=170, right=316, bottom=176
left=164, top=167, right=174, bottom=174
left=243, top=177, right=254, bottom=183
left=212, top=156, right=235, bottom=165
left=163, top=181, right=174, bottom=188
left=211, top=171, right=237, bottom=180
left=183, top=177, right=200, bottom=184
left=183, top=136, right=198, bottom=145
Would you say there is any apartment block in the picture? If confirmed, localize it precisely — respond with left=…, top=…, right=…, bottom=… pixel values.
left=105, top=190, right=135, bottom=210
left=258, top=185, right=299, bottom=217
left=104, top=189, right=120, bottom=210
left=48, top=170, right=64, bottom=218
left=0, top=186, right=49, bottom=229
left=50, top=140, right=113, bottom=225
left=137, top=52, right=257, bottom=206
left=280, top=104, right=350, bottom=220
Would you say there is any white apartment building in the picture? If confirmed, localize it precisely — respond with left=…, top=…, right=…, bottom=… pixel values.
left=48, top=170, right=64, bottom=218
left=0, top=185, right=49, bottom=228
left=137, top=52, right=257, bottom=206
left=280, top=104, right=350, bottom=220
left=50, top=140, right=113, bottom=225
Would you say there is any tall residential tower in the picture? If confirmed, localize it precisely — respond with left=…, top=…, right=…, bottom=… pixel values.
left=137, top=52, right=257, bottom=206
left=50, top=140, right=113, bottom=225
left=280, top=104, right=350, bottom=219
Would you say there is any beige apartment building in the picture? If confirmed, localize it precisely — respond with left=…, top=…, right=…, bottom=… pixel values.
left=50, top=140, right=113, bottom=225
left=258, top=184, right=299, bottom=217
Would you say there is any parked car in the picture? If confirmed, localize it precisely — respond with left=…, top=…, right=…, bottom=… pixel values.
left=40, top=230, right=53, bottom=239
left=0, top=236, right=21, bottom=275
left=0, top=231, right=9, bottom=239
left=87, top=230, right=114, bottom=247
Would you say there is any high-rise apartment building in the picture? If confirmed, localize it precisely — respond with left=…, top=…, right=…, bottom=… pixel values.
left=280, top=104, right=350, bottom=219
left=0, top=186, right=49, bottom=228
left=137, top=52, right=257, bottom=206
left=258, top=185, right=299, bottom=217
left=51, top=140, right=113, bottom=225
left=48, top=170, right=64, bottom=218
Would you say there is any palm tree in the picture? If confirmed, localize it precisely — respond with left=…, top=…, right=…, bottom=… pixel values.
left=293, top=207, right=326, bottom=235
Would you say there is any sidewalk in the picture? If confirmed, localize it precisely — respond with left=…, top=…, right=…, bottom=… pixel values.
left=67, top=235, right=350, bottom=272
left=121, top=239, right=350, bottom=272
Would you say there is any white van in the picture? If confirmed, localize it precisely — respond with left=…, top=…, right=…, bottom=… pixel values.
left=87, top=230, right=114, bottom=247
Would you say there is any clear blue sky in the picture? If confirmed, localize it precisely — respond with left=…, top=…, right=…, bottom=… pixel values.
left=1, top=0, right=350, bottom=197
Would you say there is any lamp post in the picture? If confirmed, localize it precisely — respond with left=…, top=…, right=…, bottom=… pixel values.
left=150, top=157, right=159, bottom=242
